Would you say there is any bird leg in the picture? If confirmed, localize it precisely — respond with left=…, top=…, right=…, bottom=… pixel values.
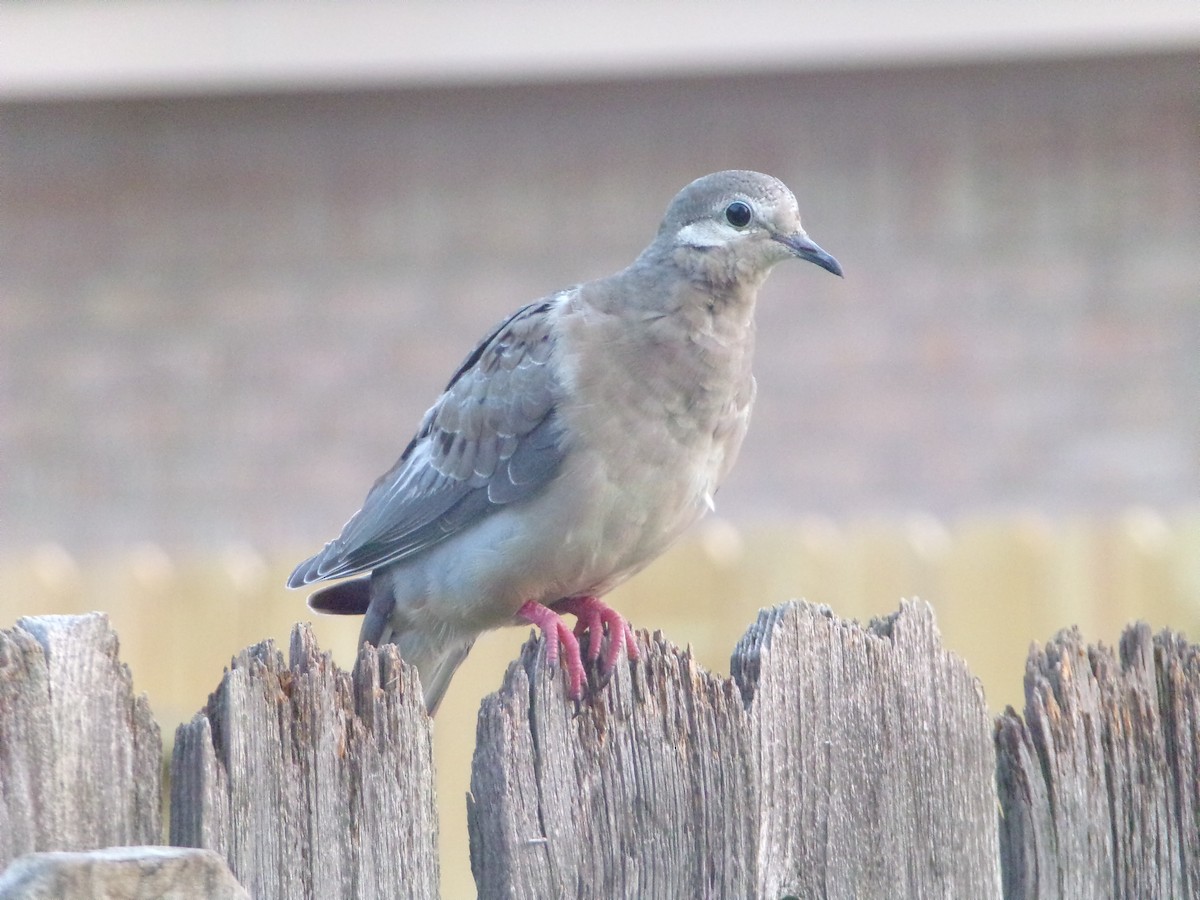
left=551, top=595, right=639, bottom=679
left=516, top=599, right=586, bottom=701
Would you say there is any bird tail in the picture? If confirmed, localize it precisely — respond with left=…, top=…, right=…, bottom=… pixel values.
left=361, top=601, right=474, bottom=715
left=307, top=577, right=371, bottom=615
left=412, top=638, right=475, bottom=715
left=381, top=629, right=474, bottom=716
left=305, top=575, right=474, bottom=714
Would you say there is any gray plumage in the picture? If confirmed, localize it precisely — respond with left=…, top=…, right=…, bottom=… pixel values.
left=289, top=170, right=842, bottom=713
left=288, top=300, right=564, bottom=584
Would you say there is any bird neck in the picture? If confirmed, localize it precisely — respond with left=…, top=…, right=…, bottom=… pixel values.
left=611, top=246, right=765, bottom=326
left=674, top=244, right=770, bottom=295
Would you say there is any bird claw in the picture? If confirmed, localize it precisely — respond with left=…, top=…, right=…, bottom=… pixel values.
left=517, top=597, right=638, bottom=705
left=516, top=600, right=586, bottom=701
left=552, top=595, right=639, bottom=683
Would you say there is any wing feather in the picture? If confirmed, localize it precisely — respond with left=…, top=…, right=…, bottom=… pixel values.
left=287, top=295, right=569, bottom=588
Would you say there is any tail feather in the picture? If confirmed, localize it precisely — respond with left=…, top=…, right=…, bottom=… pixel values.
left=366, top=608, right=475, bottom=715
left=307, top=577, right=372, bottom=615
left=414, top=638, right=475, bottom=715
left=305, top=572, right=474, bottom=715
left=384, top=629, right=474, bottom=716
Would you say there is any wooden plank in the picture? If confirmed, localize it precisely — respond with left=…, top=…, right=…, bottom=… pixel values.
left=468, top=630, right=758, bottom=899
left=995, top=623, right=1200, bottom=899
left=469, top=600, right=1001, bottom=899
left=1152, top=627, right=1200, bottom=894
left=735, top=600, right=1002, bottom=899
left=0, top=613, right=162, bottom=869
left=169, top=623, right=439, bottom=899
left=0, top=846, right=249, bottom=899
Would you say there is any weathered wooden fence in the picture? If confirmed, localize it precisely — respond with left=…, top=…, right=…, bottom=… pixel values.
left=0, top=601, right=1197, bottom=898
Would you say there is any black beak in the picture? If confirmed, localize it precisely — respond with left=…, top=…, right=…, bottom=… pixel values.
left=773, top=232, right=843, bottom=277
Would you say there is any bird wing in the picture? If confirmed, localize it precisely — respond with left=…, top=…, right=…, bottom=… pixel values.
left=287, top=294, right=569, bottom=587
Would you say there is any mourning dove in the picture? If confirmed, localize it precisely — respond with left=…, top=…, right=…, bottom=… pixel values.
left=288, top=170, right=842, bottom=713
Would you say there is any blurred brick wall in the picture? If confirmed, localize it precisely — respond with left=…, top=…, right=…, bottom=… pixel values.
left=1, top=51, right=1197, bottom=552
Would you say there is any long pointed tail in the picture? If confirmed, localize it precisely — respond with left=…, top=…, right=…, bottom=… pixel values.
left=365, top=608, right=475, bottom=715
left=409, top=638, right=475, bottom=715
left=308, top=575, right=474, bottom=714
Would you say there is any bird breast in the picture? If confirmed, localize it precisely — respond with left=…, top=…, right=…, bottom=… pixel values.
left=547, top=291, right=756, bottom=590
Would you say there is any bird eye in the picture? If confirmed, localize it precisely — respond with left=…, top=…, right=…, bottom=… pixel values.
left=724, top=200, right=753, bottom=228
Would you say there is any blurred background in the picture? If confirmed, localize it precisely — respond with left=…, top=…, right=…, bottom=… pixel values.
left=2, top=2, right=1198, bottom=894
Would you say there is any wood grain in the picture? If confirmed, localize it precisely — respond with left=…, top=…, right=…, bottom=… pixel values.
left=0, top=613, right=161, bottom=869
left=996, top=622, right=1200, bottom=899
left=169, top=623, right=439, bottom=899
left=470, top=600, right=1002, bottom=899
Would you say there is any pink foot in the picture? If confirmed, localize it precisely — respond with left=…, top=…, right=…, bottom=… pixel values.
left=551, top=595, right=639, bottom=676
left=516, top=600, right=585, bottom=701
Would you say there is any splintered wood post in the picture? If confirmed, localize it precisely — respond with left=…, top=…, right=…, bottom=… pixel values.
left=995, top=623, right=1200, bottom=900
left=0, top=614, right=162, bottom=870
left=169, top=624, right=440, bottom=900
left=468, top=599, right=1002, bottom=899
left=469, top=628, right=758, bottom=898
left=734, top=600, right=1002, bottom=898
left=0, top=847, right=250, bottom=899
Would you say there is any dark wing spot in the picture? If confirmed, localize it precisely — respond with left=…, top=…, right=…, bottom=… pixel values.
left=397, top=432, right=421, bottom=464
left=442, top=299, right=557, bottom=392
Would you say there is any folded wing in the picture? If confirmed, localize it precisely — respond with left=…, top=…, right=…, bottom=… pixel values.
left=288, top=294, right=569, bottom=587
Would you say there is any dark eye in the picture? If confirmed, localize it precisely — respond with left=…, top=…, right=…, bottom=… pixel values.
left=724, top=200, right=753, bottom=228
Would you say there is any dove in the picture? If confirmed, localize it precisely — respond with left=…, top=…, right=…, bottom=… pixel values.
left=288, top=170, right=842, bottom=714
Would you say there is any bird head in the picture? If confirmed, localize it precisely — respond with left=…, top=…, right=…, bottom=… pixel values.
left=654, top=170, right=843, bottom=289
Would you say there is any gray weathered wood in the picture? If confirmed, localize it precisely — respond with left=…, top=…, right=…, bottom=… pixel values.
left=469, top=629, right=758, bottom=899
left=469, top=599, right=1002, bottom=899
left=169, top=623, right=439, bottom=899
left=0, top=846, right=249, bottom=899
left=996, top=623, right=1200, bottom=900
left=735, top=600, right=1002, bottom=899
left=5, top=602, right=1192, bottom=898
left=0, top=614, right=162, bottom=870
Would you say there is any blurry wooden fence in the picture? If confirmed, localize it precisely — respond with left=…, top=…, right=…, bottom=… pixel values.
left=4, top=513, right=1197, bottom=721
left=2, top=601, right=1198, bottom=898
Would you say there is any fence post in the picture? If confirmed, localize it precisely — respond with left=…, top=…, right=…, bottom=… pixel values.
left=736, top=600, right=1002, bottom=898
left=469, top=625, right=758, bottom=898
left=996, top=623, right=1200, bottom=899
left=169, top=623, right=440, bottom=899
left=0, top=614, right=162, bottom=870
left=0, top=847, right=249, bottom=899
left=5, top=602, right=1196, bottom=898
left=468, top=599, right=1002, bottom=899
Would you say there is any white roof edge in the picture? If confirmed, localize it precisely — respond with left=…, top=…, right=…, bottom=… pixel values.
left=2, top=0, right=1197, bottom=101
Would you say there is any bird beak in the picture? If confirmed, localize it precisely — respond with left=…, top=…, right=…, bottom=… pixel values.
left=773, top=232, right=843, bottom=277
